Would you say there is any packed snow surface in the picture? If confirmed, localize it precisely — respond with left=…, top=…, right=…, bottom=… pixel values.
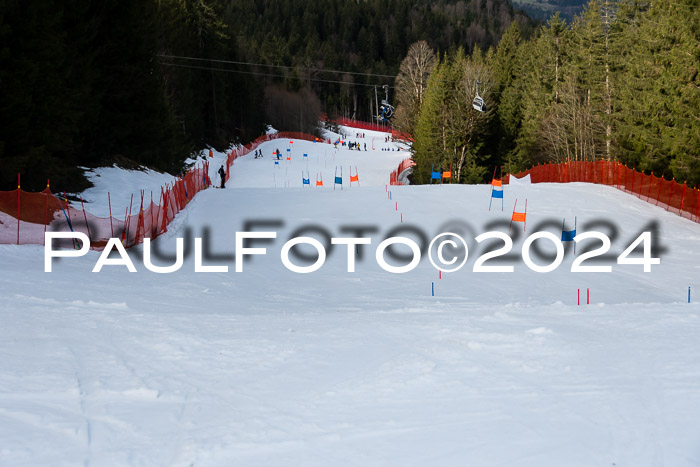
left=1, top=128, right=699, bottom=466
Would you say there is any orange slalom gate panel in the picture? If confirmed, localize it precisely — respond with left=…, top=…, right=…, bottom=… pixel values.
left=512, top=212, right=527, bottom=223
left=442, top=171, right=452, bottom=179
left=350, top=174, right=359, bottom=182
left=491, top=178, right=502, bottom=187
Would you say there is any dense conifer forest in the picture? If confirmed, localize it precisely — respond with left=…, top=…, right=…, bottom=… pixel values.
left=0, top=0, right=696, bottom=190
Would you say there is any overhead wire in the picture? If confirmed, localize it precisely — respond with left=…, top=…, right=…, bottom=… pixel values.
left=157, top=54, right=397, bottom=79
left=158, top=61, right=395, bottom=88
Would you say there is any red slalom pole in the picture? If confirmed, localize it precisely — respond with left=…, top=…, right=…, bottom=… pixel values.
left=587, top=288, right=590, bottom=305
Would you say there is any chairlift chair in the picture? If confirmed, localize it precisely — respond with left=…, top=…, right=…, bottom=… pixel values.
left=375, top=85, right=395, bottom=122
left=472, top=80, right=487, bottom=113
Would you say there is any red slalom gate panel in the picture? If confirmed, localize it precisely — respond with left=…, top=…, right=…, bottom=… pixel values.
left=508, top=160, right=700, bottom=223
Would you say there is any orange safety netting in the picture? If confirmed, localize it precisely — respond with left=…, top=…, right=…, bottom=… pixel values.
left=0, top=162, right=210, bottom=249
left=505, top=160, right=700, bottom=223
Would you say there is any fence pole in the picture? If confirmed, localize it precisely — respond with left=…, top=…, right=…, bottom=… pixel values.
left=125, top=194, right=134, bottom=246
left=80, top=197, right=91, bottom=243
left=680, top=182, right=687, bottom=216
left=150, top=191, right=154, bottom=238
left=16, top=173, right=20, bottom=245
left=108, top=192, right=114, bottom=238
left=43, top=180, right=50, bottom=245
left=645, top=173, right=651, bottom=201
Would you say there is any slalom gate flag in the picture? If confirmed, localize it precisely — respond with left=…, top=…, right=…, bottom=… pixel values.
left=561, top=217, right=577, bottom=253
left=512, top=212, right=526, bottom=222
left=492, top=189, right=504, bottom=199
left=509, top=198, right=528, bottom=231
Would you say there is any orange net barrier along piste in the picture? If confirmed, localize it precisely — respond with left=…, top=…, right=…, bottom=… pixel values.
left=389, top=158, right=416, bottom=186
left=0, top=162, right=210, bottom=249
left=505, top=160, right=700, bottom=223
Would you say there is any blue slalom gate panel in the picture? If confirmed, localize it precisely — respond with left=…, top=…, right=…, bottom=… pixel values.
left=335, top=176, right=342, bottom=185
left=492, top=189, right=504, bottom=199
left=561, top=230, right=576, bottom=242
left=431, top=171, right=441, bottom=179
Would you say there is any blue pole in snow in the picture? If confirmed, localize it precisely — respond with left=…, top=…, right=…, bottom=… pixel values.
left=432, top=282, right=434, bottom=297
left=689, top=286, right=691, bottom=303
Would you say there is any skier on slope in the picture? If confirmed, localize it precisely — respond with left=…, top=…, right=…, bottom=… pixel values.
left=218, top=165, right=226, bottom=189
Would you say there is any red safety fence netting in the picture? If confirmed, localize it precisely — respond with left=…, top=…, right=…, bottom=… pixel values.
left=505, top=160, right=700, bottom=223
left=224, top=131, right=330, bottom=180
left=0, top=162, right=210, bottom=249
left=390, top=158, right=416, bottom=186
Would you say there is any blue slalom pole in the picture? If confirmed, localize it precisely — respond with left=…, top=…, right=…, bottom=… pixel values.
left=689, top=286, right=691, bottom=303
left=432, top=282, right=434, bottom=297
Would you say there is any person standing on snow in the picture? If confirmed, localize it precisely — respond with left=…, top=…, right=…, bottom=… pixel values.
left=218, top=165, right=226, bottom=188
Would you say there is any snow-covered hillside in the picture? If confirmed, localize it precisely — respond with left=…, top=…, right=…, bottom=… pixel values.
left=1, top=128, right=699, bottom=466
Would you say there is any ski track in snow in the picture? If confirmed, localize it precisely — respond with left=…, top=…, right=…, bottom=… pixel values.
left=1, top=127, right=700, bottom=465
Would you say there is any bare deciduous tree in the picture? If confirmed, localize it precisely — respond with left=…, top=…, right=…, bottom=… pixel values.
left=394, top=41, right=436, bottom=135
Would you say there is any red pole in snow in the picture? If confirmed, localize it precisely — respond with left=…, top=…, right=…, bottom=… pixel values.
left=150, top=191, right=154, bottom=238
left=16, top=173, right=20, bottom=245
left=644, top=173, right=652, bottom=201
left=680, top=182, right=687, bottom=216
left=125, top=194, right=134, bottom=247
left=108, top=192, right=114, bottom=238
left=43, top=179, right=50, bottom=245
left=587, top=288, right=590, bottom=305
left=80, top=197, right=91, bottom=243
left=578, top=289, right=580, bottom=306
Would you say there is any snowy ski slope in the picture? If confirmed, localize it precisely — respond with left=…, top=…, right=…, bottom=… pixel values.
left=1, top=128, right=699, bottom=466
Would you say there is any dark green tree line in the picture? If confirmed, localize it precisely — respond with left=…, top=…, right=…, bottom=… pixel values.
left=404, top=0, right=699, bottom=185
